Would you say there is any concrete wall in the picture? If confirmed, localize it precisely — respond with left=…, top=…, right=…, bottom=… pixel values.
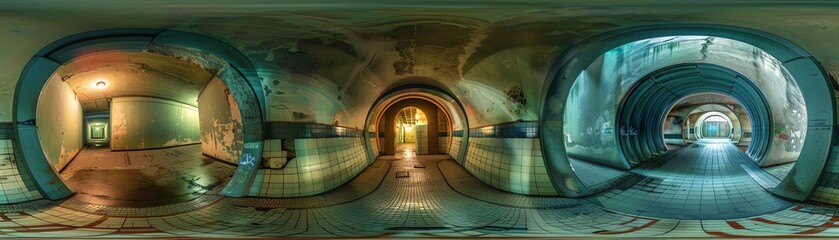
left=36, top=78, right=83, bottom=171
left=111, top=96, right=200, bottom=150
left=734, top=109, right=753, bottom=147
left=198, top=78, right=244, bottom=164
left=663, top=115, right=685, bottom=145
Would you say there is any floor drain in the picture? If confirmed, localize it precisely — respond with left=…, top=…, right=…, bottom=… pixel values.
left=395, top=171, right=410, bottom=178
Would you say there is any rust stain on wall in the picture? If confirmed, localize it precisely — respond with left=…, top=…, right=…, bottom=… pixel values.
left=199, top=78, right=244, bottom=164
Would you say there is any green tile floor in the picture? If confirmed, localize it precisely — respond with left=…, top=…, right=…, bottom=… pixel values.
left=0, top=144, right=837, bottom=238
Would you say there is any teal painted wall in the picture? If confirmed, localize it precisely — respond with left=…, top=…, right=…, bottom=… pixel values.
left=198, top=78, right=243, bottom=164
left=110, top=96, right=200, bottom=150
left=36, top=77, right=83, bottom=171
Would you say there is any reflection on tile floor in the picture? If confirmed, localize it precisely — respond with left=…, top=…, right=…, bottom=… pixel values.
left=568, top=157, right=627, bottom=190
left=1, top=144, right=838, bottom=238
left=60, top=145, right=234, bottom=207
left=589, top=139, right=792, bottom=219
left=763, top=161, right=795, bottom=180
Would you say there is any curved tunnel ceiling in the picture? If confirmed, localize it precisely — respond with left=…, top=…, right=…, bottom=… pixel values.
left=545, top=27, right=833, bottom=199
left=678, top=102, right=746, bottom=141
left=618, top=63, right=773, bottom=165
left=0, top=3, right=836, bottom=203
left=563, top=35, right=806, bottom=171
left=694, top=111, right=735, bottom=139
left=670, top=93, right=742, bottom=112
left=55, top=51, right=217, bottom=112
left=0, top=4, right=837, bottom=131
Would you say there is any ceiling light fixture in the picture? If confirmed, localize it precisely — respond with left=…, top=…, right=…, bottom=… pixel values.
left=95, top=80, right=107, bottom=89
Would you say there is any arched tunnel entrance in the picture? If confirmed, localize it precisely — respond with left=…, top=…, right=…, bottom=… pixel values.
left=541, top=25, right=835, bottom=219
left=36, top=51, right=245, bottom=207
left=664, top=97, right=754, bottom=151
left=697, top=114, right=732, bottom=139
left=391, top=107, right=431, bottom=156
left=606, top=63, right=789, bottom=219
left=364, top=83, right=470, bottom=164
left=380, top=99, right=445, bottom=157
left=14, top=30, right=265, bottom=206
left=616, top=63, right=775, bottom=166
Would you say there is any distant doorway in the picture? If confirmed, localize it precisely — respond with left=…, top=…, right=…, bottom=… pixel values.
left=699, top=115, right=732, bottom=139
left=378, top=98, right=447, bottom=155
left=394, top=107, right=427, bottom=156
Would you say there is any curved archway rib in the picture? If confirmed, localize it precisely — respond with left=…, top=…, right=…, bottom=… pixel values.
left=617, top=63, right=771, bottom=166
left=541, top=24, right=835, bottom=200
left=364, top=83, right=470, bottom=164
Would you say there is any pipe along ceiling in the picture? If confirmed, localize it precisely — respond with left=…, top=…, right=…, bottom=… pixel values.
left=617, top=63, right=771, bottom=166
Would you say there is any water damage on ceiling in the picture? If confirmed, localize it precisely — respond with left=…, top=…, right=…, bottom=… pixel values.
left=1, top=2, right=838, bottom=127
left=55, top=51, right=216, bottom=112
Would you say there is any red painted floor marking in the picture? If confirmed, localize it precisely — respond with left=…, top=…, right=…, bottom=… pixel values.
left=82, top=216, right=110, bottom=228
left=0, top=213, right=11, bottom=222
left=707, top=231, right=836, bottom=238
left=114, top=227, right=161, bottom=234
left=726, top=221, right=745, bottom=229
left=619, top=217, right=639, bottom=226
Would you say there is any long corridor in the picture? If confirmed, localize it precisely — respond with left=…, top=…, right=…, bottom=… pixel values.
left=588, top=139, right=792, bottom=219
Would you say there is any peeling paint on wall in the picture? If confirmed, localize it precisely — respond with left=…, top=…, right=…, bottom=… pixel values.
left=111, top=97, right=200, bottom=151
left=504, top=82, right=527, bottom=114
left=198, top=78, right=244, bottom=164
left=36, top=75, right=83, bottom=171
left=564, top=36, right=807, bottom=167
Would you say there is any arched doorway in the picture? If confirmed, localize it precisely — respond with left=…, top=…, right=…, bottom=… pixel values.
left=34, top=50, right=249, bottom=207
left=393, top=107, right=428, bottom=155
left=14, top=29, right=265, bottom=203
left=697, top=113, right=733, bottom=139
left=364, top=83, right=469, bottom=164
left=379, top=98, right=442, bottom=156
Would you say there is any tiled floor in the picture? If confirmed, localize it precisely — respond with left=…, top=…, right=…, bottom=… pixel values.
left=589, top=139, right=792, bottom=219
left=60, top=144, right=234, bottom=207
left=568, top=157, right=628, bottom=190
left=0, top=143, right=838, bottom=238
left=396, top=143, right=417, bottom=156
left=763, top=162, right=795, bottom=180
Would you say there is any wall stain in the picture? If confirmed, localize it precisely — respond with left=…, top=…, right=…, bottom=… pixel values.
left=504, top=82, right=527, bottom=114
left=293, top=112, right=311, bottom=121
left=199, top=78, right=244, bottom=164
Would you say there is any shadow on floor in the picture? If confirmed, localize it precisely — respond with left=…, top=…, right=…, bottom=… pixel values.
left=60, top=144, right=235, bottom=207
left=584, top=139, right=792, bottom=219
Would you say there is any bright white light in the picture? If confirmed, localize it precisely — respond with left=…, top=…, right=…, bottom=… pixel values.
left=94, top=80, right=107, bottom=89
